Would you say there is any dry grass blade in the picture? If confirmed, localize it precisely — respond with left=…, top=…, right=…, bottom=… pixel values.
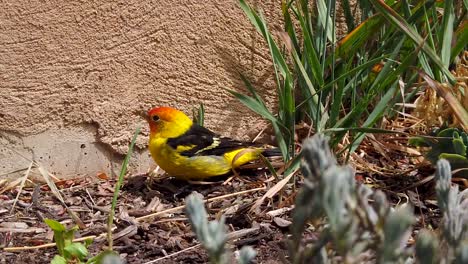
left=10, top=161, right=33, bottom=213
left=135, top=186, right=266, bottom=222
left=2, top=147, right=86, bottom=226
left=0, top=227, right=46, bottom=233
left=143, top=226, right=260, bottom=263
left=417, top=69, right=468, bottom=130
left=144, top=244, right=202, bottom=264
left=37, top=163, right=86, bottom=229
left=250, top=169, right=297, bottom=213
left=0, top=177, right=24, bottom=195
left=37, top=164, right=66, bottom=204
left=3, top=235, right=98, bottom=252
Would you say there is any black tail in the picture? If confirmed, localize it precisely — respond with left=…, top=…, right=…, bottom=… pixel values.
left=262, top=148, right=283, bottom=157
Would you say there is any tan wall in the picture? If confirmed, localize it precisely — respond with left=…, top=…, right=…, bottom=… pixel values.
left=0, top=1, right=351, bottom=179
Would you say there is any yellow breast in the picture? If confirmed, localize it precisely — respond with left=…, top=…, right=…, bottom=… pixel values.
left=148, top=137, right=262, bottom=180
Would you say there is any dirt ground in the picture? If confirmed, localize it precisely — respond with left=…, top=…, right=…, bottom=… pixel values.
left=0, top=147, right=448, bottom=264
left=1, top=169, right=294, bottom=264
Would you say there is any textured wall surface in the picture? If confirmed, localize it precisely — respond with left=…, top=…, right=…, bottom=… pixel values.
left=0, top=0, right=351, bottom=178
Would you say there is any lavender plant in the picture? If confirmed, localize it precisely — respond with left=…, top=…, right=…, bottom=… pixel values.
left=185, top=193, right=256, bottom=264
left=434, top=159, right=468, bottom=263
left=184, top=134, right=467, bottom=263
left=290, top=134, right=467, bottom=263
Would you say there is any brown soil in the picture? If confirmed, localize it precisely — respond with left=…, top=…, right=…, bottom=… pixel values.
left=1, top=172, right=292, bottom=263
left=0, top=131, right=452, bottom=263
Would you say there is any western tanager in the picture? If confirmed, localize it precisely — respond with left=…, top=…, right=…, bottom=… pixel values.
left=145, top=106, right=280, bottom=180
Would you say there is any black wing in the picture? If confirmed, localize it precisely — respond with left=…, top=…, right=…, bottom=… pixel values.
left=166, top=124, right=253, bottom=157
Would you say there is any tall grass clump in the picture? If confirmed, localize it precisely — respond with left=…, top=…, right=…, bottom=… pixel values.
left=229, top=0, right=466, bottom=164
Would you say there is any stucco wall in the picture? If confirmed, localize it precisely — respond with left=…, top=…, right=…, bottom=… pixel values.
left=0, top=1, right=352, bottom=179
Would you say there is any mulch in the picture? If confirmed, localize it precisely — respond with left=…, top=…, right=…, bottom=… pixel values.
left=0, top=127, right=462, bottom=263
left=1, top=170, right=292, bottom=264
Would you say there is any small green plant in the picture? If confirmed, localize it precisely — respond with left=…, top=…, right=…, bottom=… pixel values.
left=45, top=219, right=91, bottom=264
left=410, top=127, right=468, bottom=176
left=107, top=126, right=140, bottom=250
left=45, top=219, right=119, bottom=264
left=185, top=193, right=256, bottom=264
left=45, top=127, right=140, bottom=264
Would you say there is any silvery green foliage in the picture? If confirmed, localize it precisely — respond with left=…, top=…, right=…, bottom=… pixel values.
left=291, top=134, right=337, bottom=238
left=435, top=159, right=468, bottom=263
left=454, top=243, right=468, bottom=264
left=379, top=206, right=415, bottom=264
left=185, top=193, right=256, bottom=264
left=291, top=134, right=415, bottom=263
left=238, top=246, right=257, bottom=264
left=415, top=230, right=439, bottom=264
left=291, top=135, right=467, bottom=264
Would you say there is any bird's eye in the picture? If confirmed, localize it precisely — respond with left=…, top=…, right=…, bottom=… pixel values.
left=152, top=115, right=160, bottom=122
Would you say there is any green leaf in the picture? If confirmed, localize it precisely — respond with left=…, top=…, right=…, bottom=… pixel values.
left=226, top=89, right=277, bottom=123
left=44, top=219, right=66, bottom=232
left=317, top=0, right=334, bottom=43
left=84, top=238, right=94, bottom=247
left=63, top=228, right=78, bottom=243
left=349, top=81, right=399, bottom=153
left=294, top=5, right=324, bottom=86
left=341, top=0, right=356, bottom=31
left=439, top=153, right=468, bottom=162
left=87, top=250, right=122, bottom=264
left=452, top=134, right=467, bottom=156
left=44, top=218, right=67, bottom=256
left=408, top=137, right=431, bottom=147
left=64, top=242, right=88, bottom=260
left=439, top=0, right=455, bottom=68
left=50, top=255, right=67, bottom=264
left=291, top=49, right=327, bottom=129
left=192, top=103, right=205, bottom=127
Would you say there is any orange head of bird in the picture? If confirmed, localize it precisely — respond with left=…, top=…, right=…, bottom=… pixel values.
left=146, top=106, right=193, bottom=137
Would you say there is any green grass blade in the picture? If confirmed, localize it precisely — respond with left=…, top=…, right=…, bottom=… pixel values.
left=349, top=82, right=399, bottom=153
left=439, top=0, right=455, bottom=68
left=294, top=4, right=324, bottom=86
left=341, top=0, right=356, bottom=32
left=369, top=0, right=456, bottom=84
left=291, top=49, right=328, bottom=129
left=322, top=55, right=387, bottom=90
left=317, top=0, right=334, bottom=43
left=335, top=15, right=383, bottom=58
left=226, top=88, right=291, bottom=159
left=227, top=89, right=277, bottom=123
left=451, top=21, right=468, bottom=62
left=107, top=126, right=140, bottom=250
left=282, top=1, right=301, bottom=53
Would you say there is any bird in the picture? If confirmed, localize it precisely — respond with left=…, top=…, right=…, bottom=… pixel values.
left=144, top=106, right=280, bottom=180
